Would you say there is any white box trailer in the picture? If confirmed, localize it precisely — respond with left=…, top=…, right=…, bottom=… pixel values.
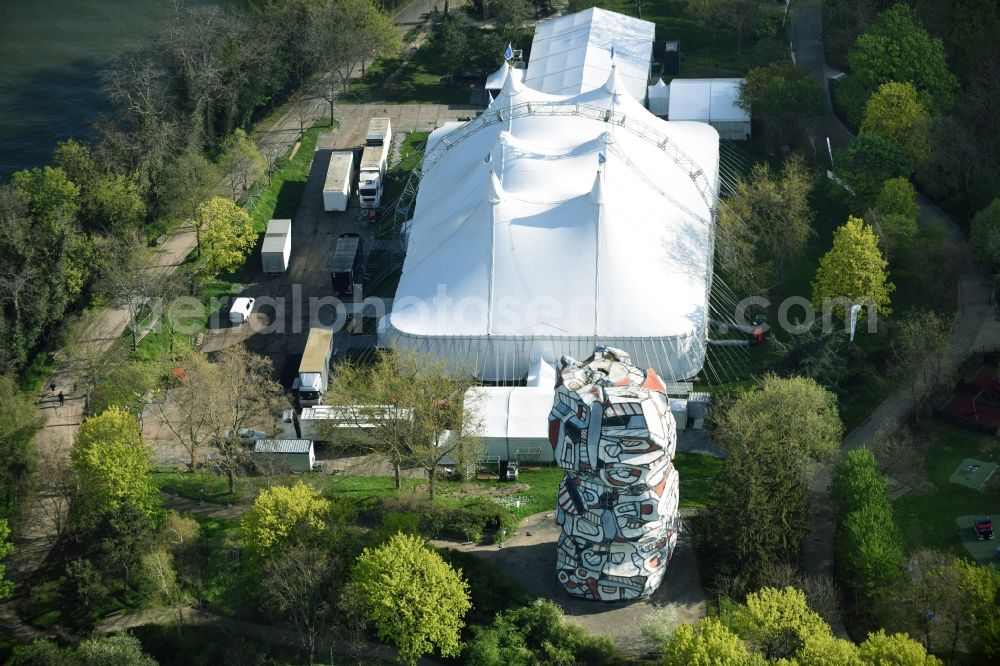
left=323, top=151, right=355, bottom=212
left=291, top=404, right=413, bottom=441
left=261, top=219, right=291, bottom=274
left=293, top=328, right=334, bottom=406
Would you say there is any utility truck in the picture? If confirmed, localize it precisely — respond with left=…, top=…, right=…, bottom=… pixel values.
left=359, top=117, right=391, bottom=209
left=292, top=328, right=334, bottom=406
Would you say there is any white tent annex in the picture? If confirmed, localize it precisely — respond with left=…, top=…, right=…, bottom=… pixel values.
left=378, top=60, right=720, bottom=383
left=647, top=77, right=669, bottom=116
left=485, top=62, right=524, bottom=95
left=667, top=78, right=751, bottom=141
left=525, top=7, right=654, bottom=102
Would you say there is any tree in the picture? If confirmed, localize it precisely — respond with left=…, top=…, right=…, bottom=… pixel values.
left=241, top=482, right=332, bottom=559
left=139, top=549, right=185, bottom=633
left=95, top=504, right=156, bottom=594
left=795, top=631, right=863, bottom=666
left=261, top=546, right=341, bottom=665
left=157, top=151, right=221, bottom=226
left=872, top=177, right=919, bottom=255
left=432, top=15, right=471, bottom=77
left=707, top=376, right=842, bottom=587
left=150, top=352, right=218, bottom=471
left=59, top=558, right=109, bottom=631
left=970, top=198, right=1000, bottom=274
left=718, top=0, right=762, bottom=54
left=715, top=375, right=843, bottom=466
left=194, top=197, right=256, bottom=279
left=348, top=532, right=471, bottom=665
left=203, top=345, right=288, bottom=494
left=839, top=4, right=958, bottom=126
left=891, top=309, right=954, bottom=417
left=221, top=129, right=265, bottom=202
left=875, top=178, right=918, bottom=221
left=832, top=448, right=886, bottom=517
left=0, top=518, right=13, bottom=599
left=837, top=501, right=903, bottom=610
left=306, top=0, right=401, bottom=96
left=328, top=349, right=484, bottom=499
left=716, top=155, right=814, bottom=294
left=812, top=216, right=894, bottom=323
left=99, top=233, right=164, bottom=351
left=836, top=133, right=913, bottom=203
left=860, top=82, right=930, bottom=166
left=10, top=633, right=156, bottom=665
left=75, top=632, right=158, bottom=666
left=70, top=406, right=160, bottom=528
left=858, top=629, right=942, bottom=666
left=491, top=0, right=535, bottom=28
left=731, top=587, right=832, bottom=660
left=663, top=617, right=766, bottom=666
left=467, top=599, right=618, bottom=665
left=0, top=374, right=40, bottom=519
left=54, top=139, right=145, bottom=236
left=738, top=61, right=824, bottom=150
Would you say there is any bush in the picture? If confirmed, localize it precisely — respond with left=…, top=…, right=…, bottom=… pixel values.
left=375, top=498, right=516, bottom=544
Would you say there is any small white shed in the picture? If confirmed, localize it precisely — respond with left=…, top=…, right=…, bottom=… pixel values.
left=668, top=78, right=751, bottom=141
left=253, top=439, right=315, bottom=472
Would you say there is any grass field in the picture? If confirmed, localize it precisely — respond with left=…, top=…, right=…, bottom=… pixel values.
left=154, top=451, right=721, bottom=512
left=893, top=421, right=1000, bottom=557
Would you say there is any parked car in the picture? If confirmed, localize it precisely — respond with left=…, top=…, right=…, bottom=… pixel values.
left=224, top=428, right=267, bottom=442
left=974, top=518, right=994, bottom=541
left=229, top=297, right=255, bottom=324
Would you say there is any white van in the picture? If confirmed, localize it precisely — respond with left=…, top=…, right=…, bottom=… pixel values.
left=229, top=297, right=255, bottom=324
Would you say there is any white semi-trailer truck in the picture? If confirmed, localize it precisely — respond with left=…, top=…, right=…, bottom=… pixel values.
left=323, top=150, right=355, bottom=212
left=292, top=328, right=334, bottom=406
left=260, top=219, right=291, bottom=274
left=359, top=117, right=391, bottom=209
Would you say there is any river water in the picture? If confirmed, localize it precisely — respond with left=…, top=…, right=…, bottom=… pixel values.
left=0, top=0, right=213, bottom=178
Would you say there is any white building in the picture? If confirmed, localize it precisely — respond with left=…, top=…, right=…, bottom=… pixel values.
left=378, top=57, right=720, bottom=383
left=667, top=78, right=751, bottom=141
left=524, top=6, right=654, bottom=102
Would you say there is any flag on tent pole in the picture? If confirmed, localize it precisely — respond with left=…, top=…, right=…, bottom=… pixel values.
left=486, top=90, right=494, bottom=106
left=504, top=43, right=514, bottom=61
left=610, top=44, right=616, bottom=61
left=849, top=303, right=862, bottom=341
left=485, top=152, right=492, bottom=164
left=598, top=152, right=606, bottom=165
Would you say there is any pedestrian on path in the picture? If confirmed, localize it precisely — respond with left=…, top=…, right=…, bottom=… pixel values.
left=58, top=391, right=64, bottom=406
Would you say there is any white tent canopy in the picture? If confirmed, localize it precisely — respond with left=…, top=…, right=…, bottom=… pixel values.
left=525, top=7, right=654, bottom=102
left=667, top=78, right=751, bottom=141
left=485, top=62, right=523, bottom=92
left=379, top=63, right=720, bottom=383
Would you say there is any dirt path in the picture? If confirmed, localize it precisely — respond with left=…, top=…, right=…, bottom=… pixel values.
left=791, top=0, right=999, bottom=609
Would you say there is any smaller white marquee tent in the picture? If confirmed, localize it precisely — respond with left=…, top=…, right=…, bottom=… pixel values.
left=668, top=78, right=750, bottom=141
left=485, top=63, right=524, bottom=96
left=525, top=7, right=654, bottom=101
left=465, top=386, right=555, bottom=463
left=647, top=78, right=669, bottom=116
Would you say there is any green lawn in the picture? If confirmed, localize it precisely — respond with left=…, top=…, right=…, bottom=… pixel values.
left=893, top=421, right=1000, bottom=557
left=154, top=451, right=721, bottom=514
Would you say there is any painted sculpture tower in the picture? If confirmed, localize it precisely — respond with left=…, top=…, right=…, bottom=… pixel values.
left=548, top=346, right=680, bottom=600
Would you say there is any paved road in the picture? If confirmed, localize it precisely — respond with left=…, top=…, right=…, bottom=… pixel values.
left=791, top=0, right=1000, bottom=609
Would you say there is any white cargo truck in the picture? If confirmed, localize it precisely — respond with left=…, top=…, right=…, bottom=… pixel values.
left=359, top=117, right=391, bottom=209
left=260, top=219, right=291, bottom=274
left=323, top=151, right=355, bottom=212
left=292, top=328, right=334, bottom=406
